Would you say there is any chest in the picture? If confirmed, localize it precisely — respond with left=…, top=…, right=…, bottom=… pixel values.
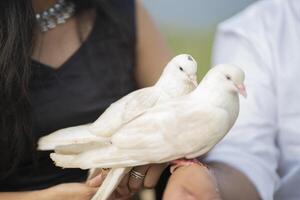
left=30, top=21, right=136, bottom=139
left=272, top=19, right=300, bottom=171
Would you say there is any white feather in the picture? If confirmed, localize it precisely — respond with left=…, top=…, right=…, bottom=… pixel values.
left=91, top=168, right=130, bottom=200
left=37, top=124, right=109, bottom=151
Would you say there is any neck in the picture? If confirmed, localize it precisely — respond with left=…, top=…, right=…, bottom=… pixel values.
left=194, top=78, right=237, bottom=108
left=193, top=79, right=240, bottom=127
left=155, top=70, right=194, bottom=98
left=32, top=0, right=57, bottom=13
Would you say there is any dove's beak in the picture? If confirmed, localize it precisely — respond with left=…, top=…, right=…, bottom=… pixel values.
left=188, top=74, right=198, bottom=87
left=235, top=84, right=247, bottom=98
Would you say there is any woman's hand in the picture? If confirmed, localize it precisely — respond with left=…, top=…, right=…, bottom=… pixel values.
left=43, top=173, right=104, bottom=200
left=44, top=183, right=98, bottom=200
left=0, top=174, right=104, bottom=200
left=163, top=164, right=222, bottom=200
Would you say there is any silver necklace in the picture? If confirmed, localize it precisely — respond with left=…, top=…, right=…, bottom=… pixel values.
left=35, top=0, right=75, bottom=32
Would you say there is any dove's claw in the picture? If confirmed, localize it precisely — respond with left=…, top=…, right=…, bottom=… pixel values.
left=170, top=158, right=207, bottom=173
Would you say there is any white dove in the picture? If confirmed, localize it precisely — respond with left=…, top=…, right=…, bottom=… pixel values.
left=49, top=64, right=247, bottom=200
left=38, top=54, right=197, bottom=151
left=38, top=54, right=198, bottom=199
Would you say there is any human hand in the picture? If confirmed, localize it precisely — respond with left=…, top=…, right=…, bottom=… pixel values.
left=44, top=173, right=104, bottom=200
left=163, top=163, right=222, bottom=200
left=110, top=163, right=168, bottom=199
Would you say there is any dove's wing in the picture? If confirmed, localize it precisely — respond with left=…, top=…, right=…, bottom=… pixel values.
left=42, top=88, right=159, bottom=158
left=110, top=101, right=230, bottom=161
left=89, top=87, right=161, bottom=137
left=38, top=124, right=110, bottom=151
left=54, top=142, right=108, bottom=154
left=51, top=100, right=230, bottom=169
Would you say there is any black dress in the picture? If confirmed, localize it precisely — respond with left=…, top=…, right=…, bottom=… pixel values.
left=0, top=0, right=137, bottom=191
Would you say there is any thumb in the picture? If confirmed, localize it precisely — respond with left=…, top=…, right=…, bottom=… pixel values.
left=87, top=173, right=105, bottom=187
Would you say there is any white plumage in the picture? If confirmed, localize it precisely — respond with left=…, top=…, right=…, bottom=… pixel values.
left=38, top=54, right=198, bottom=200
left=47, top=64, right=246, bottom=200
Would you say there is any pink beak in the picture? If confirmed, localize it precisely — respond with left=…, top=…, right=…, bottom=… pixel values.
left=235, top=84, right=247, bottom=98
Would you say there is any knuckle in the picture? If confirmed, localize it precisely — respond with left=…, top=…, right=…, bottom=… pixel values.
left=144, top=181, right=156, bottom=189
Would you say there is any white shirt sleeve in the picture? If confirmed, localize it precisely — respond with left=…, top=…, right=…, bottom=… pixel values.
left=205, top=18, right=280, bottom=200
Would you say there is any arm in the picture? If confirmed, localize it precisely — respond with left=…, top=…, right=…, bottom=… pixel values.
left=0, top=175, right=103, bottom=200
left=210, top=162, right=260, bottom=200
left=0, top=191, right=44, bottom=200
left=163, top=162, right=259, bottom=200
left=134, top=0, right=172, bottom=87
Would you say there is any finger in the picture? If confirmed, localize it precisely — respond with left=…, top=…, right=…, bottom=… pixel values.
left=87, top=168, right=102, bottom=180
left=115, top=174, right=131, bottom=197
left=144, top=163, right=169, bottom=188
left=128, top=165, right=149, bottom=192
left=87, top=172, right=104, bottom=187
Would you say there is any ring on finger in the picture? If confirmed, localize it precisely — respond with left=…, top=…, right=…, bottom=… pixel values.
left=130, top=169, right=146, bottom=180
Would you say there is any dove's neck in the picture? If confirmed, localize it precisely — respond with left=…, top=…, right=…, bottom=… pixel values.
left=193, top=80, right=239, bottom=126
left=155, top=71, right=194, bottom=100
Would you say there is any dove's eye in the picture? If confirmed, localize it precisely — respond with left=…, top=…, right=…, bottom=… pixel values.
left=179, top=66, right=184, bottom=71
left=226, top=75, right=231, bottom=80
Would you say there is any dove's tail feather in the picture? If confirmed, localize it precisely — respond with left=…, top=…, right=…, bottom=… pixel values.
left=50, top=152, right=144, bottom=169
left=91, top=167, right=130, bottom=200
left=55, top=142, right=108, bottom=155
left=50, top=153, right=78, bottom=168
left=50, top=147, right=147, bottom=169
left=38, top=124, right=109, bottom=151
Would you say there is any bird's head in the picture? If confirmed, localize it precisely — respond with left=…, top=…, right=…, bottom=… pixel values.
left=164, top=54, right=198, bottom=87
left=205, top=64, right=247, bottom=98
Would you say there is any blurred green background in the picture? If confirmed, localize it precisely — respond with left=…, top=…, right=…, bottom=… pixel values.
left=142, top=0, right=256, bottom=79
left=164, top=30, right=214, bottom=79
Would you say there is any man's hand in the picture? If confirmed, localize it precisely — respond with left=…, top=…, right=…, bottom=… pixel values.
left=163, top=164, right=222, bottom=200
left=105, top=163, right=168, bottom=199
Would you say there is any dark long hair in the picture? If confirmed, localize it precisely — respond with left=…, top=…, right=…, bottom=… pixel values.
left=0, top=0, right=131, bottom=178
left=0, top=0, right=36, bottom=178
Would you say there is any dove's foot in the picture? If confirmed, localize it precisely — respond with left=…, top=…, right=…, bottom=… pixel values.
left=170, top=158, right=207, bottom=173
